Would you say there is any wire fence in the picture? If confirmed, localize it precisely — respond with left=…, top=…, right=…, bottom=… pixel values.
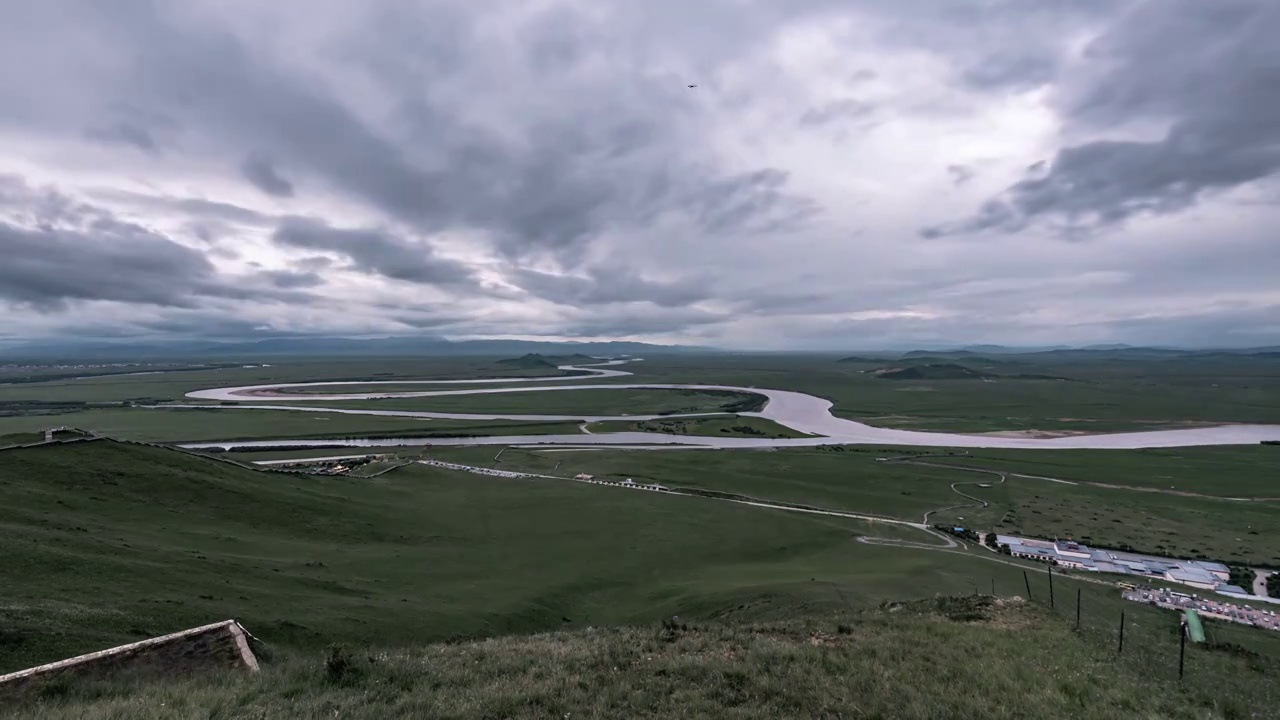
left=991, top=563, right=1280, bottom=715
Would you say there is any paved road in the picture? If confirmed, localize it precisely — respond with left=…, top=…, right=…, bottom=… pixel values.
left=177, top=359, right=1280, bottom=451
left=1256, top=570, right=1274, bottom=598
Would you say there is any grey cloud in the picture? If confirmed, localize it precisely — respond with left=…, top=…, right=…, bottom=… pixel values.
left=0, top=175, right=113, bottom=230
left=512, top=267, right=711, bottom=308
left=255, top=269, right=324, bottom=289
left=0, top=218, right=217, bottom=310
left=678, top=168, right=819, bottom=237
left=293, top=255, right=334, bottom=272
left=930, top=0, right=1280, bottom=236
left=959, top=51, right=1057, bottom=91
left=240, top=154, right=295, bottom=198
left=55, top=2, right=816, bottom=263
left=560, top=310, right=728, bottom=338
left=0, top=177, right=312, bottom=310
left=799, top=99, right=874, bottom=127
left=92, top=189, right=273, bottom=226
left=946, top=165, right=975, bottom=186
left=272, top=216, right=474, bottom=286
left=84, top=122, right=158, bottom=153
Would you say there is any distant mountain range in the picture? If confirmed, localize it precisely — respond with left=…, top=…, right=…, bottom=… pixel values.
left=0, top=336, right=715, bottom=361
left=917, top=346, right=1280, bottom=361
left=870, top=363, right=1070, bottom=381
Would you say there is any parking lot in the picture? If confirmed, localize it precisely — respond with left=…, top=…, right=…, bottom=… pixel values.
left=1124, top=586, right=1280, bottom=632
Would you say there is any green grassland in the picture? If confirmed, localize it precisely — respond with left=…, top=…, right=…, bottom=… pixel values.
left=942, top=445, right=1280, bottom=497
left=5, top=442, right=1280, bottom=717
left=12, top=597, right=1279, bottom=720
left=3, top=352, right=1277, bottom=436
left=1, top=441, right=1024, bottom=675
left=279, top=388, right=766, bottom=416
left=0, top=358, right=588, bottom=405
left=585, top=415, right=807, bottom=438
left=449, top=446, right=966, bottom=522
left=962, top=478, right=1280, bottom=567
left=0, top=408, right=585, bottom=443
left=430, top=444, right=1280, bottom=567
left=608, top=353, right=1280, bottom=432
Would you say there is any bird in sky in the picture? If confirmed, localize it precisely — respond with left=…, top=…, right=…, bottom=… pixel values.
left=687, top=84, right=697, bottom=88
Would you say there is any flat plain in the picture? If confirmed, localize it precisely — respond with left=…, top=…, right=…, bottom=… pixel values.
left=3, top=349, right=1280, bottom=717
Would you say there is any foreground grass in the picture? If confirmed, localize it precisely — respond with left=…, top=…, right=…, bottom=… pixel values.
left=7, top=597, right=1274, bottom=720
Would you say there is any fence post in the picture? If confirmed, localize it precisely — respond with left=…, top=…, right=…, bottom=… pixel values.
left=1024, top=570, right=1032, bottom=601
left=1179, top=623, right=1187, bottom=680
left=1048, top=566, right=1055, bottom=610
left=1076, top=588, right=1081, bottom=631
left=1118, top=610, right=1125, bottom=654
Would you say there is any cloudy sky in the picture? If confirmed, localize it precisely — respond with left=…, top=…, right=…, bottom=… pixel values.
left=2, top=0, right=1279, bottom=349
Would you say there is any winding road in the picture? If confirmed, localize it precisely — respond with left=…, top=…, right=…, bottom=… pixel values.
left=178, top=359, right=1280, bottom=451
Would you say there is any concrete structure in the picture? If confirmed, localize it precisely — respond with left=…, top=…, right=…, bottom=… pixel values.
left=1164, top=568, right=1219, bottom=590
left=995, top=534, right=1257, bottom=596
left=0, top=620, right=258, bottom=699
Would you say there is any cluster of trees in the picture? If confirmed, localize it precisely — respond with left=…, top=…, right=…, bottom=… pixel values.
left=1228, top=566, right=1257, bottom=590
left=1268, top=573, right=1280, bottom=597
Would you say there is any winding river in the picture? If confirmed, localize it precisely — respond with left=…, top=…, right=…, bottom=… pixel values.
left=178, top=359, right=1280, bottom=451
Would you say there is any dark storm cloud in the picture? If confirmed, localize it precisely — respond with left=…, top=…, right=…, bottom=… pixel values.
left=240, top=154, right=295, bottom=198
left=57, top=2, right=816, bottom=263
left=512, top=267, right=711, bottom=308
left=929, top=0, right=1280, bottom=237
left=272, top=216, right=474, bottom=286
left=0, top=176, right=314, bottom=310
left=84, top=122, right=158, bottom=153
left=0, top=219, right=218, bottom=310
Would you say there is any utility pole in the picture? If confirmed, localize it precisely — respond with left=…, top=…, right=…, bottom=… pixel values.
left=1179, top=623, right=1188, bottom=680
left=1076, top=588, right=1081, bottom=631
left=1118, top=610, right=1125, bottom=654
left=1048, top=565, right=1055, bottom=610
left=1023, top=570, right=1032, bottom=600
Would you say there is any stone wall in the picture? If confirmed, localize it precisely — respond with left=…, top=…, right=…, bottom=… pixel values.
left=0, top=620, right=259, bottom=700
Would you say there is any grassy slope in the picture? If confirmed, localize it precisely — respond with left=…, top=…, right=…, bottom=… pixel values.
left=2, top=441, right=1036, bottom=674
left=12, top=597, right=1277, bottom=720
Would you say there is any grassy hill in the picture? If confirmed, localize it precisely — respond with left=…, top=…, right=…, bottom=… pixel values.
left=495, top=352, right=598, bottom=369
left=4, top=442, right=1280, bottom=717
left=494, top=353, right=560, bottom=370
left=0, top=440, right=1011, bottom=673
left=875, top=363, right=990, bottom=380
left=869, top=363, right=1070, bottom=382
left=3, top=596, right=1254, bottom=720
